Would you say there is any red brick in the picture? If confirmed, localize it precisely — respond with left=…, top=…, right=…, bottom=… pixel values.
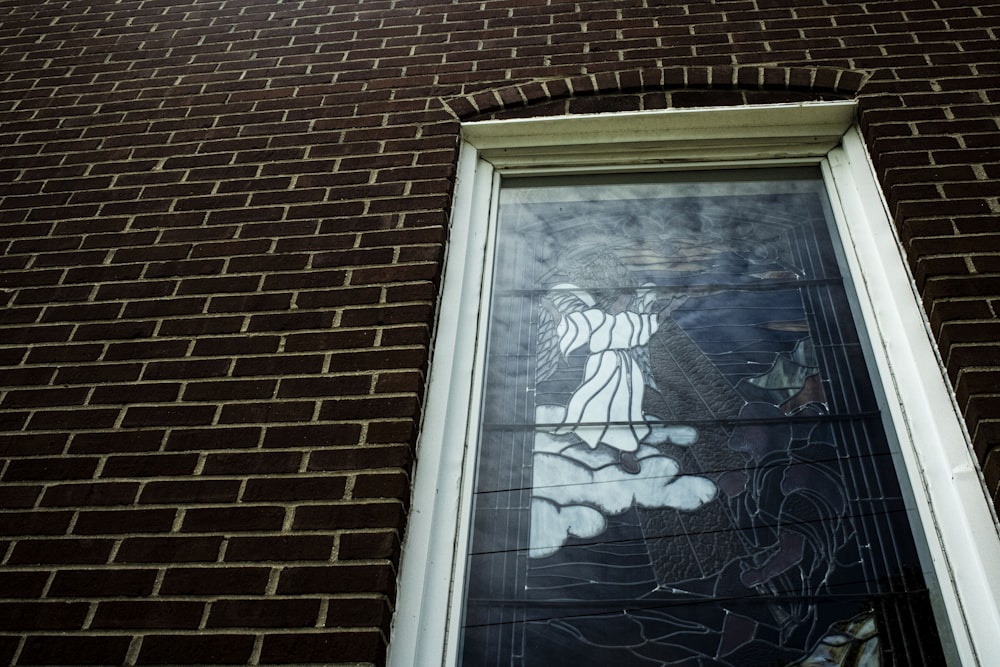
left=206, top=292, right=293, bottom=313
left=190, top=239, right=271, bottom=258
left=13, top=284, right=92, bottom=306
left=293, top=501, right=406, bottom=531
left=2, top=386, right=89, bottom=408
left=283, top=328, right=376, bottom=353
left=75, top=268, right=161, bottom=297
left=159, top=566, right=271, bottom=596
left=207, top=598, right=323, bottom=628
left=73, top=508, right=177, bottom=535
left=277, top=564, right=394, bottom=595
left=946, top=345, right=1000, bottom=374
left=192, top=334, right=280, bottom=356
left=260, top=268, right=348, bottom=291
left=247, top=310, right=335, bottom=332
left=115, top=536, right=223, bottom=564
left=49, top=568, right=158, bottom=597
left=180, top=506, right=286, bottom=532
left=0, top=432, right=67, bottom=457
left=320, top=395, right=419, bottom=420
left=173, top=193, right=249, bottom=212
left=374, top=370, right=424, bottom=394
left=18, top=635, right=132, bottom=666
left=312, top=247, right=394, bottom=268
left=0, top=305, right=42, bottom=325
left=90, top=382, right=181, bottom=405
left=218, top=400, right=315, bottom=424
left=40, top=482, right=140, bottom=507
left=92, top=600, right=205, bottom=629
left=145, top=258, right=225, bottom=278
left=0, top=571, right=50, bottom=598
left=262, top=423, right=363, bottom=448
left=136, top=634, right=255, bottom=665
left=955, top=369, right=1000, bottom=406
left=228, top=253, right=309, bottom=273
left=340, top=303, right=434, bottom=326
left=122, top=405, right=218, bottom=428
left=385, top=282, right=437, bottom=303
left=182, top=379, right=277, bottom=401
left=243, top=475, right=348, bottom=502
left=28, top=249, right=108, bottom=268
left=101, top=453, right=199, bottom=478
left=224, top=535, right=335, bottom=562
left=3, top=457, right=100, bottom=482
left=104, top=339, right=189, bottom=361
left=352, top=471, right=410, bottom=500
left=276, top=375, right=371, bottom=398
left=176, top=275, right=262, bottom=295
left=164, top=426, right=262, bottom=451
left=0, top=410, right=29, bottom=430
left=339, top=530, right=400, bottom=561
left=0, top=509, right=73, bottom=535
left=0, top=485, right=43, bottom=509
left=323, top=596, right=392, bottom=629
left=139, top=479, right=242, bottom=505
left=380, top=325, right=430, bottom=347
left=259, top=630, right=385, bottom=664
left=8, top=538, right=114, bottom=565
left=39, top=302, right=121, bottom=322
left=201, top=450, right=303, bottom=475
left=68, top=430, right=166, bottom=454
left=0, top=268, right=63, bottom=289
left=3, top=324, right=73, bottom=344
left=233, top=353, right=325, bottom=377
left=27, top=343, right=104, bottom=366
left=111, top=243, right=191, bottom=264
left=143, top=358, right=233, bottom=380
left=0, top=347, right=27, bottom=366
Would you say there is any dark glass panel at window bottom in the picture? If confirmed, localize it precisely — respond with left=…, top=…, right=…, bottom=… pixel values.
left=458, top=170, right=950, bottom=666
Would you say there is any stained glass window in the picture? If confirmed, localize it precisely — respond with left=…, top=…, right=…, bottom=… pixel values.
left=457, top=169, right=954, bottom=666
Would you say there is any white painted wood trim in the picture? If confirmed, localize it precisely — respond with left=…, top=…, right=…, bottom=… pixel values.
left=463, top=101, right=857, bottom=168
left=389, top=143, right=495, bottom=667
left=825, top=127, right=1000, bottom=665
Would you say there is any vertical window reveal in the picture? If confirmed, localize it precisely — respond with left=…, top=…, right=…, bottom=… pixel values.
left=458, top=169, right=951, bottom=666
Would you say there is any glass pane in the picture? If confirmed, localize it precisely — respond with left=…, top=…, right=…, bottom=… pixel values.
left=458, top=169, right=952, bottom=666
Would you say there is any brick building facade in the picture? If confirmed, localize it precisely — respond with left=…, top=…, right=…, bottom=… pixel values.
left=0, top=1, right=998, bottom=665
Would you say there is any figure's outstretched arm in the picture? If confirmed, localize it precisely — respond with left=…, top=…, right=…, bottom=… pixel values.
left=540, top=297, right=562, bottom=325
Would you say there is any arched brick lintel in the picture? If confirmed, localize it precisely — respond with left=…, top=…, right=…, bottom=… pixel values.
left=445, top=66, right=867, bottom=120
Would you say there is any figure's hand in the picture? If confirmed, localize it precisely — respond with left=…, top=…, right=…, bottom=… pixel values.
left=656, top=294, right=688, bottom=322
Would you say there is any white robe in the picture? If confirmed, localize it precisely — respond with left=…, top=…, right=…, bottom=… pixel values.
left=554, top=308, right=658, bottom=453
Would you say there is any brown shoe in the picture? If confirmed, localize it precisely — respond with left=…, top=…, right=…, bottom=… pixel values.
left=619, top=451, right=641, bottom=474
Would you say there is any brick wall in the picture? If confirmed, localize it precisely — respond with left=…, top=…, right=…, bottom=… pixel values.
left=0, top=1, right=997, bottom=665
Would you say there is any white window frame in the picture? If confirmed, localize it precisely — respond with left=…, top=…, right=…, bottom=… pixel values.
left=388, top=101, right=1000, bottom=667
